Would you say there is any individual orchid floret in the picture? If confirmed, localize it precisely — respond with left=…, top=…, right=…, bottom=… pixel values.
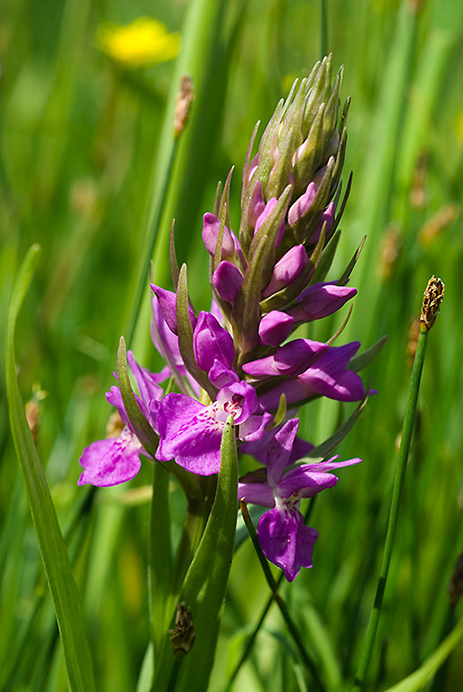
left=287, top=182, right=317, bottom=227
left=238, top=418, right=362, bottom=581
left=212, top=261, right=244, bottom=303
left=202, top=212, right=241, bottom=261
left=193, top=311, right=237, bottom=387
left=78, top=351, right=163, bottom=487
left=243, top=339, right=328, bottom=379
left=288, top=282, right=357, bottom=323
left=155, top=381, right=271, bottom=475
left=263, top=245, right=309, bottom=298
left=258, top=342, right=366, bottom=410
left=258, top=310, right=294, bottom=346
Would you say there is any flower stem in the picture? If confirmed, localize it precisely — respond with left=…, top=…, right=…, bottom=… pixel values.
left=352, top=324, right=430, bottom=690
left=240, top=500, right=326, bottom=691
left=227, top=498, right=319, bottom=687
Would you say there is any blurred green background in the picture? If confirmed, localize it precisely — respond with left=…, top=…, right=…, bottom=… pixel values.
left=1, top=0, right=463, bottom=689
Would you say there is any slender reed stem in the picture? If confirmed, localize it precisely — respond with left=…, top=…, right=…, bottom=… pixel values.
left=352, top=324, right=430, bottom=690
left=240, top=500, right=326, bottom=692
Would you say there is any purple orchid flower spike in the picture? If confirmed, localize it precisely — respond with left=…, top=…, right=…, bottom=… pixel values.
left=238, top=418, right=362, bottom=581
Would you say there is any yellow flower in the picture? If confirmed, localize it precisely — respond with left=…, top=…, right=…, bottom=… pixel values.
left=96, top=17, right=180, bottom=68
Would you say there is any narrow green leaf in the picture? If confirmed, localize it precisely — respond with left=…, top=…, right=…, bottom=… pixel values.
left=337, top=235, right=367, bottom=286
left=153, top=416, right=238, bottom=692
left=137, top=643, right=154, bottom=692
left=304, top=389, right=370, bottom=463
left=310, top=228, right=341, bottom=284
left=383, top=611, right=463, bottom=692
left=5, top=245, right=96, bottom=692
left=349, top=335, right=389, bottom=372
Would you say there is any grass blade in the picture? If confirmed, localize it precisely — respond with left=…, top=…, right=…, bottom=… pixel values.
left=5, top=245, right=96, bottom=692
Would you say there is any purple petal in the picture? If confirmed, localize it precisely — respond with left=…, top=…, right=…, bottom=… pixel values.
left=287, top=182, right=317, bottom=227
left=258, top=311, right=294, bottom=346
left=254, top=197, right=286, bottom=247
left=216, top=380, right=258, bottom=425
left=266, top=419, right=299, bottom=487
left=263, top=245, right=309, bottom=297
left=238, top=411, right=272, bottom=442
left=202, top=213, right=239, bottom=260
left=193, top=311, right=235, bottom=373
left=258, top=506, right=318, bottom=581
left=151, top=285, right=197, bottom=336
left=258, top=342, right=366, bottom=407
left=127, top=350, right=163, bottom=413
left=298, top=343, right=366, bottom=401
left=277, top=468, right=338, bottom=499
left=289, top=283, right=357, bottom=322
left=241, top=426, right=313, bottom=465
left=294, top=455, right=363, bottom=474
left=78, top=427, right=142, bottom=487
left=208, top=359, right=239, bottom=388
left=155, top=393, right=223, bottom=475
left=308, top=201, right=335, bottom=245
left=106, top=385, right=128, bottom=425
left=243, top=339, right=327, bottom=378
left=238, top=471, right=274, bottom=508
left=212, top=261, right=244, bottom=303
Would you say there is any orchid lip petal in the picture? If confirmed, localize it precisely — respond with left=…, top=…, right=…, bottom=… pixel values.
left=78, top=426, right=142, bottom=487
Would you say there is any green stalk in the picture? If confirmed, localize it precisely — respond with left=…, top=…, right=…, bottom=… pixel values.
left=240, top=501, right=326, bottom=691
left=226, top=572, right=285, bottom=690
left=352, top=277, right=444, bottom=690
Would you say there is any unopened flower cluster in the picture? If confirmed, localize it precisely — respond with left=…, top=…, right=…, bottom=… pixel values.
left=79, top=57, right=366, bottom=581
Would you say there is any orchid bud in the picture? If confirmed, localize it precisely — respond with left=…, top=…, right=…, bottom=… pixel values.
left=288, top=182, right=317, bottom=227
left=243, top=339, right=328, bottom=378
left=258, top=310, right=294, bottom=346
left=213, top=261, right=244, bottom=303
left=288, top=283, right=357, bottom=322
left=193, top=311, right=235, bottom=373
left=202, top=213, right=238, bottom=260
left=263, top=245, right=308, bottom=297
